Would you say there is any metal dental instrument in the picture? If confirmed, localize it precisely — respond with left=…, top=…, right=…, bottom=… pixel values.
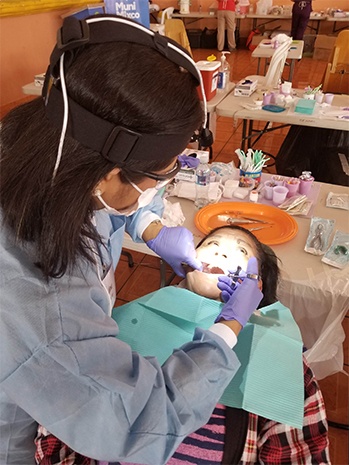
left=227, top=217, right=265, bottom=225
left=217, top=214, right=269, bottom=225
left=237, top=215, right=269, bottom=223
left=228, top=266, right=242, bottom=285
left=228, top=267, right=260, bottom=281
left=310, top=223, right=325, bottom=251
left=247, top=224, right=273, bottom=231
left=227, top=266, right=260, bottom=282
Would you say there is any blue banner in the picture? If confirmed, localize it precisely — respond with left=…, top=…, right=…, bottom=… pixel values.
left=104, top=0, right=150, bottom=28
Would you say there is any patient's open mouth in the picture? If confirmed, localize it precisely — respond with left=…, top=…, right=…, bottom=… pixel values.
left=202, top=263, right=225, bottom=275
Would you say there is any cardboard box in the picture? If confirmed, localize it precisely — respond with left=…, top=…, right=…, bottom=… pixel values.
left=234, top=78, right=258, bottom=97
left=175, top=149, right=210, bottom=182
left=313, top=35, right=336, bottom=61
left=251, top=35, right=264, bottom=46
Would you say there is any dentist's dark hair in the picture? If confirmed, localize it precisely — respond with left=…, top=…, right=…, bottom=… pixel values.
left=0, top=43, right=203, bottom=279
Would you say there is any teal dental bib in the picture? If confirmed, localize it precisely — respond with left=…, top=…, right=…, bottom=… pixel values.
left=112, top=287, right=304, bottom=429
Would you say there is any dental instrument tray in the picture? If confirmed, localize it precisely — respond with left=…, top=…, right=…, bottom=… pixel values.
left=194, top=202, right=298, bottom=245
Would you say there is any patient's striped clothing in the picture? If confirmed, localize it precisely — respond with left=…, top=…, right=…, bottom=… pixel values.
left=167, top=405, right=225, bottom=465
left=35, top=361, right=330, bottom=465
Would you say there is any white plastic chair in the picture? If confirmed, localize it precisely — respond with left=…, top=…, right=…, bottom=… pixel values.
left=157, top=7, right=175, bottom=24
left=150, top=7, right=174, bottom=35
left=246, top=37, right=293, bottom=88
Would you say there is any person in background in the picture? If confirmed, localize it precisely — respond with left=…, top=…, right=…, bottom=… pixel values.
left=291, top=0, right=313, bottom=40
left=217, top=0, right=238, bottom=52
left=0, top=15, right=263, bottom=465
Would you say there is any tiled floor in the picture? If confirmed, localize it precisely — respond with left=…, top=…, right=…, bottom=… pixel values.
left=114, top=48, right=348, bottom=465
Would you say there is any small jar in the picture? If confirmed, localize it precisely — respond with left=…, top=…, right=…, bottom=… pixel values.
left=299, top=171, right=314, bottom=196
left=249, top=190, right=259, bottom=203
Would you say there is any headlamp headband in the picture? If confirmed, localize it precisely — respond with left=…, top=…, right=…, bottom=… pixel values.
left=43, top=15, right=212, bottom=168
left=47, top=16, right=202, bottom=85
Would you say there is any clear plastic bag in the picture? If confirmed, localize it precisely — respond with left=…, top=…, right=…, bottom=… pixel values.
left=304, top=217, right=335, bottom=256
left=322, top=230, right=349, bottom=269
left=278, top=194, right=312, bottom=216
left=326, top=192, right=349, bottom=210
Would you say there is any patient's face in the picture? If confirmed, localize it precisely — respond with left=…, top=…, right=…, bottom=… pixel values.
left=183, top=228, right=259, bottom=300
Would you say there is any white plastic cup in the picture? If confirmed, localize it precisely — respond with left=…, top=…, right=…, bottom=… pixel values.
left=281, top=81, right=292, bottom=95
left=263, top=181, right=275, bottom=200
left=315, top=92, right=324, bottom=104
left=276, top=94, right=285, bottom=106
left=324, top=93, right=334, bottom=105
left=271, top=175, right=285, bottom=186
left=272, top=186, right=288, bottom=205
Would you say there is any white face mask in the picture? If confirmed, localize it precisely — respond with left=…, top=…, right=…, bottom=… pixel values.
left=95, top=178, right=166, bottom=217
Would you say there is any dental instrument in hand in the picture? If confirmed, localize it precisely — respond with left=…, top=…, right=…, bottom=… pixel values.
left=218, top=266, right=260, bottom=303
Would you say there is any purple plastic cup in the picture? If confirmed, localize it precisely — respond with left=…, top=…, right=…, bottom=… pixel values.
left=263, top=93, right=272, bottom=105
left=299, top=178, right=314, bottom=195
left=285, top=178, right=300, bottom=197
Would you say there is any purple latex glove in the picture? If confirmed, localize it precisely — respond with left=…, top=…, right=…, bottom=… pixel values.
left=217, top=275, right=242, bottom=303
left=178, top=154, right=200, bottom=169
left=217, top=266, right=244, bottom=303
left=146, top=226, right=202, bottom=277
left=215, top=257, right=263, bottom=327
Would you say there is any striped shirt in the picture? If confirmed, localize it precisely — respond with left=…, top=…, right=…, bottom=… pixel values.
left=35, top=359, right=330, bottom=465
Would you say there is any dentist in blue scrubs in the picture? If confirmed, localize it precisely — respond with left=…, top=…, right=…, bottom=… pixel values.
left=0, top=15, right=262, bottom=465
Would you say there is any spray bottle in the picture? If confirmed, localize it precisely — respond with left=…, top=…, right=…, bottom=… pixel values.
left=217, top=51, right=231, bottom=91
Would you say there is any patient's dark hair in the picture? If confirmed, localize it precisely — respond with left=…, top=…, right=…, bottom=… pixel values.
left=198, top=225, right=280, bottom=308
left=0, top=42, right=203, bottom=279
